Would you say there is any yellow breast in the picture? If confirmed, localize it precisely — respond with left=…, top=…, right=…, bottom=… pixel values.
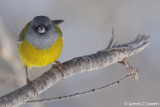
left=18, top=35, right=63, bottom=68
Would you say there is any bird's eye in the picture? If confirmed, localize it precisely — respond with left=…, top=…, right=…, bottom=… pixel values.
left=47, top=25, right=50, bottom=30
left=33, top=26, right=37, bottom=31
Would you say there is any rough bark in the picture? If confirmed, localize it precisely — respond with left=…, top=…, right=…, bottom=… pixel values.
left=0, top=35, right=150, bottom=107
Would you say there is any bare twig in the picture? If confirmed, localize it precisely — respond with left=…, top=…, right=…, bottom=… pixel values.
left=27, top=73, right=136, bottom=103
left=106, top=28, right=114, bottom=49
left=0, top=34, right=150, bottom=107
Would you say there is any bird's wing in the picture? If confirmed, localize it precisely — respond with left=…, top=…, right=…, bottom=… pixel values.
left=18, top=21, right=31, bottom=43
left=52, top=20, right=64, bottom=25
left=52, top=21, right=63, bottom=37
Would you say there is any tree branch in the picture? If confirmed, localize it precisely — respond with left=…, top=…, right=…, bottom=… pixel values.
left=0, top=35, right=150, bottom=107
left=27, top=73, right=136, bottom=103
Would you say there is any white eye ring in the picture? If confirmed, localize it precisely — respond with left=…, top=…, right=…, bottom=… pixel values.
left=38, top=26, right=46, bottom=34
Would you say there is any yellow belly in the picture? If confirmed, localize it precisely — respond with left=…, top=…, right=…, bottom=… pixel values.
left=18, top=35, right=63, bottom=68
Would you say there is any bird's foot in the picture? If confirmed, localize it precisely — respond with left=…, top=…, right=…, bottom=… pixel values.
left=26, top=78, right=38, bottom=95
left=52, top=61, right=65, bottom=78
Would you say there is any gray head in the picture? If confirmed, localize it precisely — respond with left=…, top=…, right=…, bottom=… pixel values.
left=26, top=16, right=58, bottom=49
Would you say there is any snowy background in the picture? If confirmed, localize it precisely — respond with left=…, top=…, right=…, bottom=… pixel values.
left=0, top=0, right=159, bottom=107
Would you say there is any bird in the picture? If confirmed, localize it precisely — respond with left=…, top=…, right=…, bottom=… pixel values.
left=17, top=16, right=64, bottom=92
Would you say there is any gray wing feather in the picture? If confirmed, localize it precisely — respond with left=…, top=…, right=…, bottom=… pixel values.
left=52, top=20, right=64, bottom=25
left=18, top=35, right=24, bottom=42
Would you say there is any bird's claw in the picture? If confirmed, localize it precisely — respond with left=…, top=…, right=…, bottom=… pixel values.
left=26, top=78, right=38, bottom=95
left=52, top=61, right=65, bottom=78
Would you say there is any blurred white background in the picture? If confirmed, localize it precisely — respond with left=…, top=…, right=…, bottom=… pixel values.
left=0, top=0, right=159, bottom=107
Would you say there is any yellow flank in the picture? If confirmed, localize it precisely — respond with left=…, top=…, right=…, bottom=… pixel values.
left=18, top=23, right=63, bottom=68
left=18, top=35, right=63, bottom=68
